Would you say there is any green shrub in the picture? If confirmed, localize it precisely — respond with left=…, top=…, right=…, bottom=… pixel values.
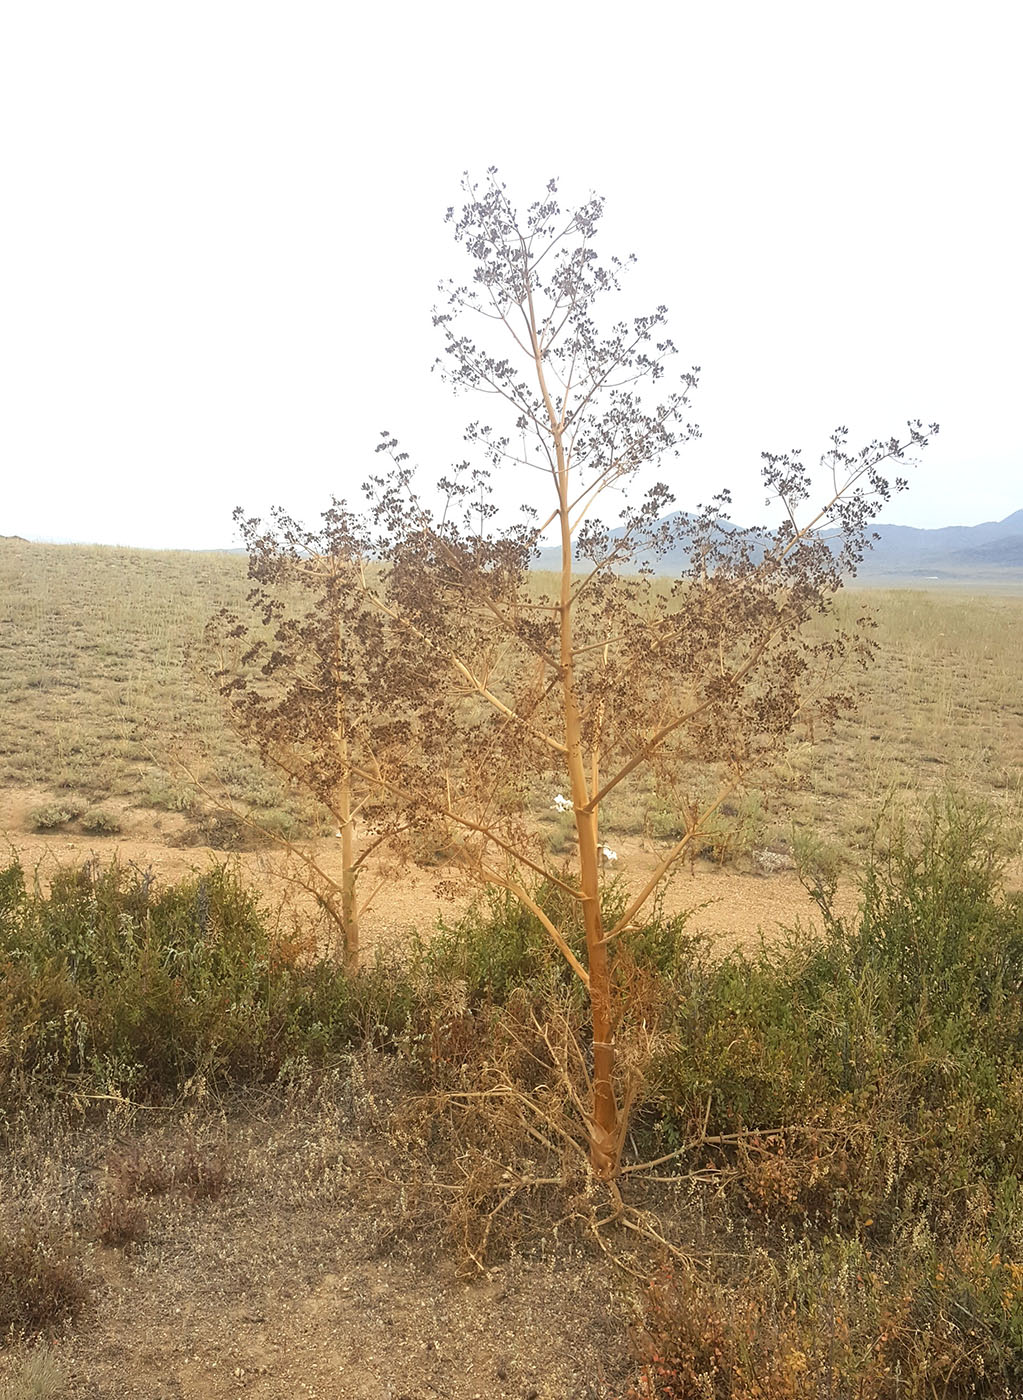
left=417, top=874, right=670, bottom=1007
left=0, top=859, right=414, bottom=1101
left=646, top=803, right=687, bottom=842
left=28, top=799, right=85, bottom=831
left=138, top=779, right=196, bottom=814
left=79, top=808, right=122, bottom=834
left=253, top=807, right=303, bottom=841
left=644, top=797, right=1023, bottom=1240
left=646, top=799, right=761, bottom=863
left=420, top=882, right=579, bottom=1005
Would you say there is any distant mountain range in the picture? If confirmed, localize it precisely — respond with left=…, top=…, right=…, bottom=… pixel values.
left=853, top=510, right=1023, bottom=576
left=7, top=509, right=1023, bottom=582
left=535, top=509, right=1023, bottom=582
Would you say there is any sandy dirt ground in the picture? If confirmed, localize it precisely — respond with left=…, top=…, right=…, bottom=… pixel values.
left=0, top=1093, right=637, bottom=1400
left=0, top=786, right=856, bottom=960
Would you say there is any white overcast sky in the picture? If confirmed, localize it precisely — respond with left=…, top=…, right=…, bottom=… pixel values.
left=1, top=1, right=1019, bottom=548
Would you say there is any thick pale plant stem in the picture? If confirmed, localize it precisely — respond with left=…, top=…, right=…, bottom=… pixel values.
left=561, top=536, right=616, bottom=1176
left=339, top=774, right=359, bottom=970
left=529, top=275, right=618, bottom=1175
left=333, top=592, right=359, bottom=970
left=576, top=803, right=617, bottom=1175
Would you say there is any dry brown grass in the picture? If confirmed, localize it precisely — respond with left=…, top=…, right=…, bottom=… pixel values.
left=0, top=539, right=298, bottom=830
left=0, top=1224, right=92, bottom=1340
left=772, top=587, right=1023, bottom=863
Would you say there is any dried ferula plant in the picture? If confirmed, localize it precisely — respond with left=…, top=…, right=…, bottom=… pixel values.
left=210, top=170, right=936, bottom=1175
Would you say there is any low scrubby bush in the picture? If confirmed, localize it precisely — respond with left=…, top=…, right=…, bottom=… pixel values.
left=79, top=808, right=122, bottom=835
left=643, top=800, right=1023, bottom=1236
left=0, top=860, right=414, bottom=1101
left=630, top=1229, right=1023, bottom=1400
left=0, top=1223, right=91, bottom=1338
left=27, top=800, right=85, bottom=832
left=5, top=801, right=1023, bottom=1390
left=626, top=799, right=1023, bottom=1396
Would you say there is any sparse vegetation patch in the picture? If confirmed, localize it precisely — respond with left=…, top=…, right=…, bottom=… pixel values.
left=0, top=1222, right=91, bottom=1340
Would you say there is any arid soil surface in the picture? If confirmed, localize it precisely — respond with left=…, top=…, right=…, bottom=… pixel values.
left=0, top=787, right=856, bottom=960
left=0, top=1090, right=636, bottom=1399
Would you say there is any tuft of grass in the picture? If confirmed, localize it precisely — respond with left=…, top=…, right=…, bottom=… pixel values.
left=0, top=1347, right=63, bottom=1400
left=93, top=1192, right=149, bottom=1249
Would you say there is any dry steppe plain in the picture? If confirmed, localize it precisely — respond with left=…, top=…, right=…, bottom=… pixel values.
left=3, top=538, right=1021, bottom=926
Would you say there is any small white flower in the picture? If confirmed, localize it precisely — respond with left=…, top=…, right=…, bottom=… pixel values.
left=552, top=794, right=572, bottom=813
left=602, top=846, right=618, bottom=863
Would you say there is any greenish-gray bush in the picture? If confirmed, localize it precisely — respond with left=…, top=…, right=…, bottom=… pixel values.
left=79, top=808, right=122, bottom=834
left=28, top=799, right=85, bottom=831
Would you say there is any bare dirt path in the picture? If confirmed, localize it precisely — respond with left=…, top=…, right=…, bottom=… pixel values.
left=1, top=785, right=856, bottom=958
